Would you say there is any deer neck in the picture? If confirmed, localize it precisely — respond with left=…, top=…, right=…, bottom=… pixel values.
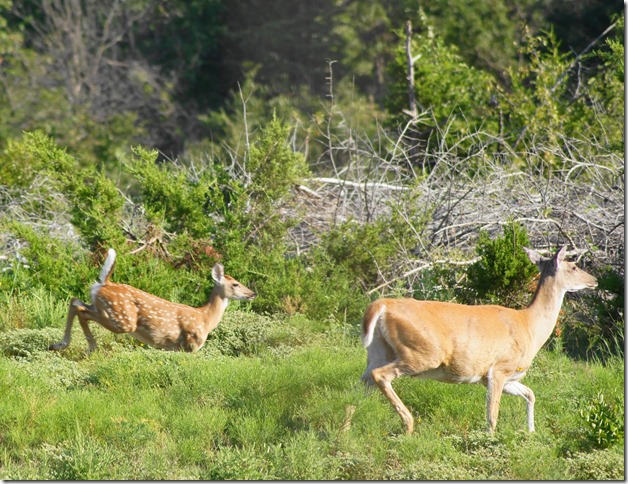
left=201, top=287, right=229, bottom=334
left=524, top=274, right=566, bottom=353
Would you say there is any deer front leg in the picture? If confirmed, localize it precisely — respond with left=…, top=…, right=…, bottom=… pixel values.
left=503, top=381, right=536, bottom=432
left=50, top=298, right=98, bottom=351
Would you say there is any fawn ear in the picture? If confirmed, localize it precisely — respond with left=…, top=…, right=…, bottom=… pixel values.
left=212, top=263, right=224, bottom=283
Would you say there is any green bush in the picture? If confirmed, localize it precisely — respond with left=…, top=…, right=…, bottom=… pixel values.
left=579, top=392, right=624, bottom=450
left=411, top=264, right=462, bottom=303
left=560, top=266, right=624, bottom=361
left=0, top=327, right=59, bottom=358
left=322, top=220, right=398, bottom=287
left=0, top=131, right=76, bottom=188
left=320, top=194, right=426, bottom=302
left=0, top=222, right=91, bottom=299
left=247, top=115, right=310, bottom=204
left=204, top=311, right=276, bottom=357
left=65, top=171, right=126, bottom=249
left=566, top=449, right=624, bottom=480
left=466, top=222, right=537, bottom=305
left=1, top=131, right=127, bottom=250
left=125, top=146, right=243, bottom=240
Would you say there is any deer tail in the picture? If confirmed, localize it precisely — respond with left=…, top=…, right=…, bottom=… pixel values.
left=362, top=303, right=386, bottom=348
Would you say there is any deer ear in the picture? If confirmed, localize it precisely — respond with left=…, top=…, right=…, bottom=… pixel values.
left=212, top=263, right=224, bottom=283
left=523, top=247, right=543, bottom=266
left=553, top=246, right=567, bottom=269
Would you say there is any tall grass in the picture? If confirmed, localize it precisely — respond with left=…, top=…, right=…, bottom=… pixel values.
left=0, top=302, right=624, bottom=480
left=0, top=286, right=68, bottom=331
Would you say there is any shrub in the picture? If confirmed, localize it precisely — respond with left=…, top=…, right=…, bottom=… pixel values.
left=65, top=170, right=126, bottom=249
left=411, top=264, right=462, bottom=303
left=0, top=222, right=91, bottom=299
left=0, top=327, right=59, bottom=358
left=560, top=266, right=624, bottom=361
left=247, top=114, right=310, bottom=204
left=566, top=449, right=624, bottom=480
left=204, top=311, right=276, bottom=357
left=1, top=131, right=127, bottom=250
left=124, top=146, right=243, bottom=240
left=579, top=392, right=624, bottom=450
left=465, top=222, right=536, bottom=305
left=0, top=131, right=76, bottom=188
left=322, top=220, right=399, bottom=288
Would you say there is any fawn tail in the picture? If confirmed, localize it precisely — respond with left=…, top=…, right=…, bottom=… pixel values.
left=98, top=248, right=117, bottom=284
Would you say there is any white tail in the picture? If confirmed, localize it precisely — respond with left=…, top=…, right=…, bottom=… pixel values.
left=98, top=248, right=116, bottom=283
left=50, top=249, right=256, bottom=353
left=360, top=246, right=597, bottom=434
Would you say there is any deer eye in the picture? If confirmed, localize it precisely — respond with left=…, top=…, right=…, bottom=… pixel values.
left=233, top=283, right=240, bottom=288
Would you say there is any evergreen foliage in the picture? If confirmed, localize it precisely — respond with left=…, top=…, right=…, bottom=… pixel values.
left=466, top=222, right=537, bottom=304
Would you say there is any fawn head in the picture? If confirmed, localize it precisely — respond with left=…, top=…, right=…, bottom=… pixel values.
left=524, top=246, right=597, bottom=293
left=211, top=263, right=257, bottom=300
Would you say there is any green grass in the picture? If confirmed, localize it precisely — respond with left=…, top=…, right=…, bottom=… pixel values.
left=0, top=292, right=624, bottom=480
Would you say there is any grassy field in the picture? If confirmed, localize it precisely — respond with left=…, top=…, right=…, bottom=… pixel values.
left=0, top=298, right=624, bottom=480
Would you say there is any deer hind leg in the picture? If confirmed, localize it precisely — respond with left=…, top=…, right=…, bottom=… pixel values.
left=503, top=381, right=536, bottom=432
left=361, top=335, right=394, bottom=387
left=370, top=362, right=415, bottom=435
left=50, top=298, right=98, bottom=352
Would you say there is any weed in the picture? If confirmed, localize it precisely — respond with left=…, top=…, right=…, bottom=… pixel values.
left=566, top=448, right=625, bottom=480
left=41, top=438, right=114, bottom=481
left=579, top=392, right=624, bottom=449
left=0, top=328, right=59, bottom=358
left=204, top=311, right=275, bottom=357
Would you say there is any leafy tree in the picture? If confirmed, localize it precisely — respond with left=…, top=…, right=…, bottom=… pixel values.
left=499, top=21, right=623, bottom=159
left=583, top=14, right=624, bottom=152
left=247, top=115, right=310, bottom=203
left=128, top=0, right=225, bottom=110
left=384, top=14, right=497, bottom=160
left=421, top=0, right=522, bottom=77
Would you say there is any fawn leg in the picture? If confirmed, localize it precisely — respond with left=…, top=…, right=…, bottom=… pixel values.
left=50, top=298, right=101, bottom=352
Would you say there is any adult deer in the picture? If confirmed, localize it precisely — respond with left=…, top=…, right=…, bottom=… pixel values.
left=49, top=249, right=256, bottom=353
left=361, top=246, right=597, bottom=434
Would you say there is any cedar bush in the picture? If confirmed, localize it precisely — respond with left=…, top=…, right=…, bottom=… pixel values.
left=465, top=222, right=537, bottom=305
left=560, top=266, right=624, bottom=361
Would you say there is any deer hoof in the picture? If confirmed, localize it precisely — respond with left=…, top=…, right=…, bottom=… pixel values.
left=49, top=342, right=67, bottom=351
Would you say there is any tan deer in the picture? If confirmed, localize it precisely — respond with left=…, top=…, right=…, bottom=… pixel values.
left=361, top=246, right=597, bottom=434
left=49, top=248, right=256, bottom=353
